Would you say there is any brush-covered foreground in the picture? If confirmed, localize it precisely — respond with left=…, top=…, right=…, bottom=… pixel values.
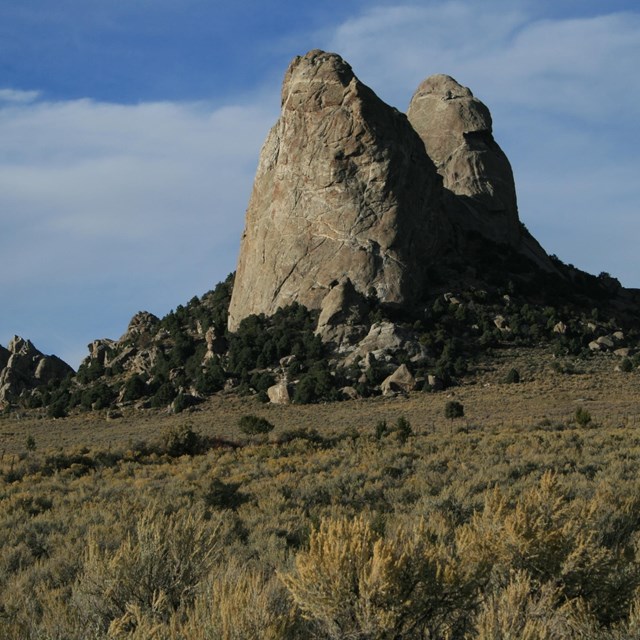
left=1, top=349, right=639, bottom=639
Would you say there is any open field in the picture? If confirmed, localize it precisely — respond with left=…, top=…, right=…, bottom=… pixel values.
left=1, top=346, right=639, bottom=638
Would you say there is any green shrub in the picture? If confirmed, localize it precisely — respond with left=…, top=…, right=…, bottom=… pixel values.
left=575, top=407, right=592, bottom=427
left=47, top=399, right=68, bottom=419
left=374, top=419, right=389, bottom=441
left=25, top=435, right=36, bottom=452
left=203, top=478, right=245, bottom=510
left=395, top=416, right=412, bottom=443
left=195, top=360, right=227, bottom=394
left=150, top=381, right=177, bottom=408
left=620, top=358, right=633, bottom=373
left=505, top=368, right=521, bottom=384
left=445, top=400, right=464, bottom=420
left=238, top=414, right=275, bottom=436
left=121, top=374, right=148, bottom=402
left=163, top=424, right=204, bottom=457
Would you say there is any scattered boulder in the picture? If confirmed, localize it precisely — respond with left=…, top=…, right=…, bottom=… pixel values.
left=381, top=364, right=416, bottom=396
left=596, top=336, right=615, bottom=350
left=553, top=321, right=567, bottom=334
left=267, top=380, right=291, bottom=405
left=315, top=278, right=369, bottom=345
left=279, top=355, right=297, bottom=369
left=494, top=315, right=510, bottom=332
left=346, top=322, right=427, bottom=366
left=340, top=386, right=359, bottom=400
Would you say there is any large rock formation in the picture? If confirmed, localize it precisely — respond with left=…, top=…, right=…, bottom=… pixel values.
left=228, top=50, right=555, bottom=332
left=228, top=50, right=446, bottom=331
left=0, top=336, right=73, bottom=403
left=407, top=74, right=553, bottom=269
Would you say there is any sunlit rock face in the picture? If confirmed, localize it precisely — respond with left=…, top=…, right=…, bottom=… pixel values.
left=228, top=51, right=555, bottom=331
left=228, top=50, right=446, bottom=331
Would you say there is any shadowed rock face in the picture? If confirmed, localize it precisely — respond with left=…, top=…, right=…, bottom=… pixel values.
left=407, top=74, right=553, bottom=269
left=407, top=74, right=518, bottom=243
left=228, top=50, right=446, bottom=331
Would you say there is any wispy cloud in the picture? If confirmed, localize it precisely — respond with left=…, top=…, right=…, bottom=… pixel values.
left=0, top=88, right=41, bottom=103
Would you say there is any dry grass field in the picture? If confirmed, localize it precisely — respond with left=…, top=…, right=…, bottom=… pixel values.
left=1, top=346, right=639, bottom=638
left=2, top=346, right=636, bottom=455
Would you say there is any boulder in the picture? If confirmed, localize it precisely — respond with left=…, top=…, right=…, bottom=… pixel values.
left=346, top=322, right=427, bottom=366
left=34, top=355, right=73, bottom=383
left=340, top=386, right=359, bottom=400
left=228, top=50, right=445, bottom=331
left=315, top=277, right=369, bottom=345
left=86, top=339, right=116, bottom=366
left=381, top=364, right=416, bottom=396
left=427, top=374, right=445, bottom=391
left=553, top=321, right=567, bottom=334
left=596, top=336, right=614, bottom=349
left=494, top=315, right=510, bottom=331
left=120, top=311, right=160, bottom=345
left=267, top=380, right=291, bottom=405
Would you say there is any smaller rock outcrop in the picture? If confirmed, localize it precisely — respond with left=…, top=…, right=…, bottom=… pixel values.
left=0, top=336, right=74, bottom=403
left=120, top=311, right=160, bottom=345
left=345, top=322, right=428, bottom=366
left=407, top=73, right=554, bottom=270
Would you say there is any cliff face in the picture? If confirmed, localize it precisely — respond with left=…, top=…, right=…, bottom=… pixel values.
left=227, top=50, right=446, bottom=331
left=228, top=50, right=553, bottom=331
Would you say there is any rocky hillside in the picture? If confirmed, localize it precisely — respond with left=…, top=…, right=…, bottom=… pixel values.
left=3, top=50, right=640, bottom=416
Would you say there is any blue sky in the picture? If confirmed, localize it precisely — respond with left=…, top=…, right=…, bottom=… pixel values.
left=1, top=0, right=639, bottom=368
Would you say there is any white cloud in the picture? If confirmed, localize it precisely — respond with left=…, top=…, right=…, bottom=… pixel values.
left=0, top=93, right=278, bottom=364
left=0, top=96, right=277, bottom=282
left=0, top=88, right=41, bottom=103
